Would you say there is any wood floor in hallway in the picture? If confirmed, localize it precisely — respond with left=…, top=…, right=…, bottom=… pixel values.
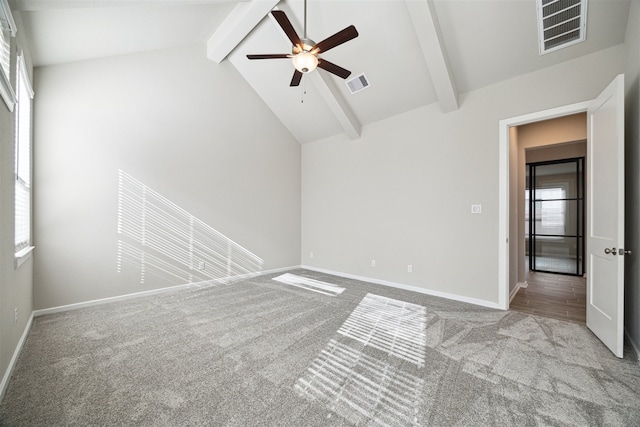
left=510, top=270, right=586, bottom=324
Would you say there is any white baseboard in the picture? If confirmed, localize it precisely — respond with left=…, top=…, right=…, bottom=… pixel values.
left=625, top=328, right=640, bottom=363
left=33, top=266, right=299, bottom=317
left=33, top=282, right=201, bottom=317
left=301, top=265, right=502, bottom=310
left=509, top=281, right=528, bottom=303
left=0, top=312, right=34, bottom=402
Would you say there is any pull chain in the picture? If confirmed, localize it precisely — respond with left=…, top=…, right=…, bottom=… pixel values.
left=302, top=0, right=308, bottom=104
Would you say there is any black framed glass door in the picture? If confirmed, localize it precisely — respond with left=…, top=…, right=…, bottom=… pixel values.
left=525, top=158, right=584, bottom=276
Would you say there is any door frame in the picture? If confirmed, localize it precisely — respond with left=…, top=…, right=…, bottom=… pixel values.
left=498, top=101, right=590, bottom=310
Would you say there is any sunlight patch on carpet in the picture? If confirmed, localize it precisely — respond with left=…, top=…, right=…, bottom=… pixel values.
left=295, top=339, right=424, bottom=426
left=338, top=294, right=428, bottom=367
left=295, top=293, right=428, bottom=425
left=272, top=273, right=345, bottom=297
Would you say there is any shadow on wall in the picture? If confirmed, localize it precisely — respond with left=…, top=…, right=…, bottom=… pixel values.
left=117, top=170, right=263, bottom=286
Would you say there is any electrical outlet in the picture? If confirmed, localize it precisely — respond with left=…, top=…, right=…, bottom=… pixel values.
left=198, top=261, right=206, bottom=271
left=310, top=251, right=314, bottom=258
left=471, top=204, right=482, bottom=214
left=14, top=308, right=17, bottom=325
left=408, top=265, right=413, bottom=273
left=371, top=260, right=376, bottom=267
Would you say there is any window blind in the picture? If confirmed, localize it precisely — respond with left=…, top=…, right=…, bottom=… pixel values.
left=15, top=53, right=33, bottom=253
left=0, top=0, right=15, bottom=111
left=0, top=19, right=9, bottom=78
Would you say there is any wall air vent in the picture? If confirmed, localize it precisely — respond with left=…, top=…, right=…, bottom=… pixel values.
left=536, top=0, right=588, bottom=55
left=346, top=73, right=370, bottom=94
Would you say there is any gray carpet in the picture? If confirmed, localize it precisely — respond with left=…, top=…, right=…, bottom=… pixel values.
left=1, top=269, right=639, bottom=426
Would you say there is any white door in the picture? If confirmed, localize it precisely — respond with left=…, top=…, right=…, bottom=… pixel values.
left=586, top=74, right=626, bottom=358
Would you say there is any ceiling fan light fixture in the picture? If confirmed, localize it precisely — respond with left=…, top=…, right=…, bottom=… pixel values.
left=246, top=9, right=358, bottom=87
left=292, top=51, right=318, bottom=73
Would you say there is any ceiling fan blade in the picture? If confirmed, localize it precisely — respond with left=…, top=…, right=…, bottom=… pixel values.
left=290, top=70, right=303, bottom=87
left=312, top=25, right=358, bottom=53
left=246, top=54, right=291, bottom=60
left=317, top=59, right=351, bottom=79
left=271, top=10, right=302, bottom=49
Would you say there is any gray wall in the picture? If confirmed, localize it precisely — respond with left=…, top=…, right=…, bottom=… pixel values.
left=302, top=44, right=624, bottom=307
left=624, top=0, right=640, bottom=358
left=0, top=11, right=34, bottom=390
left=524, top=138, right=586, bottom=164
left=33, top=45, right=301, bottom=309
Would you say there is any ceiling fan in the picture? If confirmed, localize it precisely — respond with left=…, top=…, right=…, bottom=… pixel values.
left=246, top=2, right=358, bottom=87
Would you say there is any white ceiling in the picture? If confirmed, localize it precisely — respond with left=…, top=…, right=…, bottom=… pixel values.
left=15, top=0, right=631, bottom=144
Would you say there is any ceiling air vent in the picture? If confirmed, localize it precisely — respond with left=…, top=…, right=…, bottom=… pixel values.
left=346, top=73, right=370, bottom=94
left=536, top=0, right=588, bottom=55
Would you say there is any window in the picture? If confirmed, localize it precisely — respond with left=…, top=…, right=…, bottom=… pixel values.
left=15, top=52, right=34, bottom=263
left=0, top=0, right=16, bottom=111
left=536, top=187, right=567, bottom=235
left=526, top=186, right=568, bottom=236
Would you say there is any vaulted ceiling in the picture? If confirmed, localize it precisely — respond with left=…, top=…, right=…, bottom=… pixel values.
left=15, top=0, right=631, bottom=143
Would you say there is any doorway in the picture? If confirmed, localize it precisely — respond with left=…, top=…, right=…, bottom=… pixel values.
left=498, top=102, right=590, bottom=310
left=500, top=109, right=589, bottom=324
left=517, top=152, right=588, bottom=324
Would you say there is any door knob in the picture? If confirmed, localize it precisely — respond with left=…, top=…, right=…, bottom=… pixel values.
left=604, top=247, right=618, bottom=255
left=619, top=249, right=632, bottom=256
